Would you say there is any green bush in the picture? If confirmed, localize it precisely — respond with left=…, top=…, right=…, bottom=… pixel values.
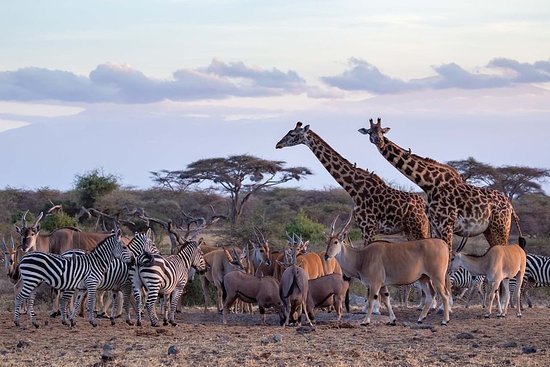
left=41, top=212, right=79, bottom=232
left=284, top=209, right=326, bottom=243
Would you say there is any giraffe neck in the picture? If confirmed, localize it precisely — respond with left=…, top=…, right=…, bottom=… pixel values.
left=305, top=131, right=357, bottom=192
left=379, top=137, right=462, bottom=191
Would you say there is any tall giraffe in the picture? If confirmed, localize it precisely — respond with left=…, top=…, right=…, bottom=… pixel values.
left=359, top=118, right=524, bottom=254
left=276, top=122, right=430, bottom=244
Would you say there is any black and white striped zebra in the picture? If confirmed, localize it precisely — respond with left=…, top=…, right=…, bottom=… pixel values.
left=450, top=267, right=487, bottom=308
left=14, top=231, right=132, bottom=328
left=508, top=253, right=550, bottom=308
left=133, top=239, right=206, bottom=327
left=69, top=230, right=159, bottom=326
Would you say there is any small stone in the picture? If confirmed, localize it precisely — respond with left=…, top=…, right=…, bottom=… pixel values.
left=456, top=332, right=474, bottom=340
left=101, top=343, right=115, bottom=361
left=16, top=341, right=30, bottom=349
left=167, top=346, right=179, bottom=356
left=501, top=341, right=518, bottom=348
left=272, top=334, right=282, bottom=343
left=522, top=346, right=537, bottom=354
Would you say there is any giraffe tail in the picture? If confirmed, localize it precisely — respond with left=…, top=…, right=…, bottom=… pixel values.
left=511, top=208, right=526, bottom=250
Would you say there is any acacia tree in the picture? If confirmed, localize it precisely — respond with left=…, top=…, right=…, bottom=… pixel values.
left=151, top=154, right=312, bottom=224
left=447, top=157, right=549, bottom=199
left=74, top=168, right=120, bottom=208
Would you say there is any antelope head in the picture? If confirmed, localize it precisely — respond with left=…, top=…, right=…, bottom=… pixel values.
left=358, top=118, right=390, bottom=150
left=1, top=236, right=17, bottom=277
left=275, top=121, right=311, bottom=149
left=251, top=227, right=271, bottom=266
left=15, top=211, right=44, bottom=252
left=325, top=213, right=353, bottom=261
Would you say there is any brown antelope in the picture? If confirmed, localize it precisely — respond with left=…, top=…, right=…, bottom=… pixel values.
left=201, top=246, right=248, bottom=313
left=222, top=271, right=285, bottom=325
left=278, top=244, right=314, bottom=327
left=450, top=244, right=526, bottom=318
left=305, top=273, right=350, bottom=322
left=325, top=214, right=451, bottom=325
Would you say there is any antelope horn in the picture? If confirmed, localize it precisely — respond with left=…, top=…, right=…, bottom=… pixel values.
left=21, top=210, right=29, bottom=228
left=338, top=213, right=354, bottom=237
left=32, top=212, right=44, bottom=229
left=329, top=214, right=340, bottom=237
left=10, top=236, right=15, bottom=251
left=285, top=231, right=293, bottom=243
left=1, top=237, right=7, bottom=252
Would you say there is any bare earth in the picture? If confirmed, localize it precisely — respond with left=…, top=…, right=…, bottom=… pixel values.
left=1, top=303, right=549, bottom=367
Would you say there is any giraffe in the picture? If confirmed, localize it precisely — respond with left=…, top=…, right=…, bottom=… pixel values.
left=276, top=121, right=432, bottom=312
left=359, top=118, right=525, bottom=256
left=276, top=122, right=430, bottom=244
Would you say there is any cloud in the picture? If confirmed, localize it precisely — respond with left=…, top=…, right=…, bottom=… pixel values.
left=321, top=58, right=410, bottom=93
left=487, top=58, right=550, bottom=83
left=1, top=57, right=548, bottom=104
left=0, top=61, right=309, bottom=104
left=322, top=57, right=550, bottom=93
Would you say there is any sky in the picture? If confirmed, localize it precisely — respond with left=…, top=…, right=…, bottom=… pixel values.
left=0, top=0, right=549, bottom=194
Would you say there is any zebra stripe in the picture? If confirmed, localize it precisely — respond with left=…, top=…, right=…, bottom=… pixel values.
left=450, top=267, right=486, bottom=308
left=508, top=253, right=550, bottom=308
left=133, top=240, right=206, bottom=326
left=70, top=231, right=159, bottom=325
left=14, top=233, right=131, bottom=328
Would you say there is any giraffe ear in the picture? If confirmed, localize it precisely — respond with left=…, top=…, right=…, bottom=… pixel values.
left=303, top=124, right=310, bottom=132
left=382, top=127, right=391, bottom=134
left=358, top=128, right=370, bottom=135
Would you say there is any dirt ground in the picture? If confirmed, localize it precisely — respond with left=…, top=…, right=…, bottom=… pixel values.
left=1, top=301, right=549, bottom=367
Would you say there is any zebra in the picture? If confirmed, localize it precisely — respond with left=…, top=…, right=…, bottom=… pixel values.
left=507, top=253, right=550, bottom=309
left=450, top=267, right=487, bottom=308
left=69, top=230, right=159, bottom=326
left=14, top=231, right=132, bottom=328
left=133, top=239, right=206, bottom=327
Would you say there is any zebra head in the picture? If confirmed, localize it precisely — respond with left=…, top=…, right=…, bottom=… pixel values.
left=191, top=246, right=207, bottom=275
left=112, top=230, right=134, bottom=264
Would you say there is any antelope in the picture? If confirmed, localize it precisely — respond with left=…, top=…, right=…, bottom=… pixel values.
left=221, top=271, right=285, bottom=325
left=278, top=244, right=314, bottom=327
left=450, top=243, right=526, bottom=318
left=305, top=273, right=350, bottom=322
left=200, top=246, right=248, bottom=313
left=325, top=214, right=451, bottom=325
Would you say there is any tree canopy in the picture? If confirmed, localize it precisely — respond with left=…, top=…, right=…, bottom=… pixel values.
left=447, top=157, right=549, bottom=199
left=151, top=154, right=312, bottom=224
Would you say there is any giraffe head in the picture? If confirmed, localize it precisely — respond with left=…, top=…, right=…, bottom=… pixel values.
left=358, top=118, right=390, bottom=150
left=275, top=122, right=310, bottom=149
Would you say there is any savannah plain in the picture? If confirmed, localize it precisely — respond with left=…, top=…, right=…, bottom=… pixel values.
left=1, top=272, right=549, bottom=367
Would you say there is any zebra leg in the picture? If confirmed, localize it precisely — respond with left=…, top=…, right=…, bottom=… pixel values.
left=133, top=286, right=143, bottom=327
left=169, top=288, right=185, bottom=326
left=145, top=286, right=161, bottom=327
left=110, top=291, right=119, bottom=326
left=50, top=288, right=61, bottom=318
left=161, top=295, right=170, bottom=326
left=121, top=283, right=134, bottom=325
left=85, top=281, right=100, bottom=327
left=28, top=290, right=39, bottom=328
left=14, top=279, right=40, bottom=327
left=68, top=290, right=83, bottom=327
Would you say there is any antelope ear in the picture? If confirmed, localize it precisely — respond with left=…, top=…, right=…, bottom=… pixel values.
left=35, top=224, right=40, bottom=232
left=15, top=225, right=21, bottom=234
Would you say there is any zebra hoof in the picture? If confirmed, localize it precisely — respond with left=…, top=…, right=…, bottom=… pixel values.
left=170, top=321, right=177, bottom=327
left=360, top=322, right=370, bottom=327
left=90, top=321, right=98, bottom=327
left=50, top=311, right=60, bottom=318
left=387, top=320, right=397, bottom=326
left=483, top=314, right=490, bottom=319
left=32, top=322, right=40, bottom=329
left=136, top=321, right=142, bottom=327
left=110, top=318, right=116, bottom=326
left=126, top=320, right=134, bottom=326
left=70, top=320, right=76, bottom=327
left=163, top=320, right=168, bottom=326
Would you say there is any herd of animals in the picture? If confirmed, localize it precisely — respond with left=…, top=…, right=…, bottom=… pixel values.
left=1, top=118, right=550, bottom=329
